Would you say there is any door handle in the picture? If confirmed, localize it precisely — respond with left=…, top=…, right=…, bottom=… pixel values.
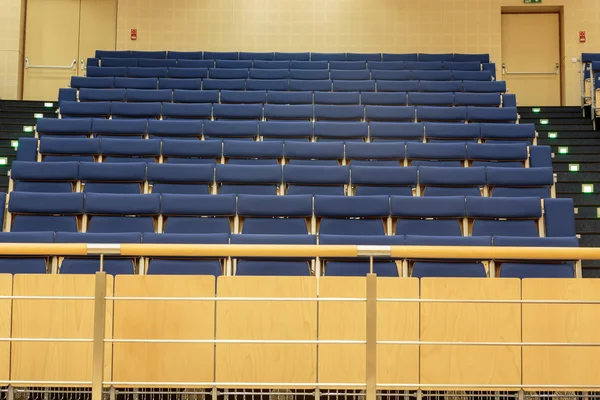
left=25, top=58, right=77, bottom=70
left=502, top=63, right=559, bottom=75
left=80, top=59, right=86, bottom=71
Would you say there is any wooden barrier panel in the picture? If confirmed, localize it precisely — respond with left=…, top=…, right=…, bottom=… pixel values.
left=522, top=279, right=600, bottom=390
left=216, top=276, right=317, bottom=388
left=318, top=277, right=419, bottom=389
left=10, top=274, right=113, bottom=386
left=112, top=275, right=215, bottom=387
left=420, top=278, right=521, bottom=389
left=0, top=274, right=11, bottom=384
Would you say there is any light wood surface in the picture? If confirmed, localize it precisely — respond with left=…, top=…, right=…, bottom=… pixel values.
left=0, top=274, right=12, bottom=384
left=10, top=274, right=113, bottom=386
left=318, top=277, right=419, bottom=388
left=216, top=276, right=317, bottom=387
left=522, top=279, right=600, bottom=390
left=78, top=0, right=117, bottom=76
left=420, top=278, right=521, bottom=389
left=112, top=275, right=215, bottom=387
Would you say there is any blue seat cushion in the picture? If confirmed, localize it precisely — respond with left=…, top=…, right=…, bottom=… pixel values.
left=236, top=260, right=310, bottom=276
left=60, top=258, right=134, bottom=275
left=412, top=262, right=487, bottom=278
left=499, top=263, right=574, bottom=278
left=325, top=261, right=399, bottom=277
left=147, top=259, right=222, bottom=276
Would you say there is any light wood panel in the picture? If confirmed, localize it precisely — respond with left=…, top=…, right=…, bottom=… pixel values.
left=0, top=274, right=12, bottom=384
left=420, top=278, right=521, bottom=390
left=112, top=275, right=215, bottom=387
left=318, top=277, right=419, bottom=389
left=10, top=274, right=113, bottom=386
left=522, top=279, right=600, bottom=390
left=216, top=276, right=317, bottom=388
left=78, top=0, right=117, bottom=76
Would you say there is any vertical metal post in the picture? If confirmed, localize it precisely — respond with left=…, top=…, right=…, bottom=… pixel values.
left=92, top=271, right=107, bottom=400
left=7, top=385, right=14, bottom=400
left=366, top=257, right=377, bottom=400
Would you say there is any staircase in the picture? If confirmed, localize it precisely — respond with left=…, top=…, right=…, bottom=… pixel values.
left=524, top=106, right=600, bottom=277
left=0, top=100, right=58, bottom=192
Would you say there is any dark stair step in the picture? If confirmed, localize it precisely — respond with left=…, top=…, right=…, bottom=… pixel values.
left=557, top=193, right=600, bottom=205
left=0, top=112, right=55, bottom=120
left=520, top=112, right=586, bottom=119
left=556, top=172, right=600, bottom=182
left=521, top=118, right=591, bottom=125
left=536, top=125, right=593, bottom=131
left=518, top=106, right=581, bottom=113
left=576, top=219, right=600, bottom=233
left=552, top=154, right=600, bottom=162
left=539, top=138, right=600, bottom=146
left=574, top=207, right=600, bottom=219
left=538, top=131, right=600, bottom=139
left=582, top=267, right=600, bottom=278
left=550, top=145, right=600, bottom=154
left=0, top=100, right=55, bottom=107
left=0, top=120, right=39, bottom=127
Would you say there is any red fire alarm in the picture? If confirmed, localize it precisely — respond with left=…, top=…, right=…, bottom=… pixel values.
left=131, top=29, right=137, bottom=41
left=579, top=31, right=586, bottom=43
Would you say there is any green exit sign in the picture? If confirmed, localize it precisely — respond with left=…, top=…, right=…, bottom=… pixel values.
left=524, top=0, right=542, bottom=3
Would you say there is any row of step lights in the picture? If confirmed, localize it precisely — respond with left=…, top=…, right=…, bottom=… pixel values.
left=8, top=102, right=57, bottom=166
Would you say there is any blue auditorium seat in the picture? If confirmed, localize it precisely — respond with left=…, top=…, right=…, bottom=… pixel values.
left=443, top=61, right=481, bottom=71
left=248, top=69, right=289, bottom=80
left=202, top=79, right=245, bottom=90
left=71, top=76, right=115, bottom=89
left=314, top=121, right=368, bottom=141
left=311, top=53, right=345, bottom=61
left=111, top=102, right=161, bottom=119
left=264, top=104, right=314, bottom=121
left=131, top=50, right=167, bottom=59
left=412, top=262, right=487, bottom=278
left=346, top=142, right=405, bottom=166
left=173, top=89, right=219, bottom=103
left=411, top=70, right=452, bottom=81
left=529, top=146, right=553, bottom=168
left=40, top=137, right=100, bottom=162
left=240, top=52, right=274, bottom=60
left=330, top=70, right=370, bottom=80
left=209, top=68, right=249, bottom=79
left=126, top=67, right=168, bottom=78
left=424, top=122, right=480, bottom=142
left=177, top=60, right=214, bottom=68
left=16, top=138, right=37, bottom=161
left=79, top=88, right=126, bottom=102
left=160, top=193, right=236, bottom=234
left=203, top=51, right=238, bottom=60
left=376, top=81, right=419, bottom=92
left=203, top=120, right=258, bottom=140
left=114, top=77, right=158, bottom=89
left=369, top=121, right=424, bottom=141
left=275, top=52, right=309, bottom=61
left=480, top=123, right=536, bottom=142
left=60, top=101, right=111, bottom=118
left=290, top=69, right=329, bottom=80
left=125, top=89, right=172, bottom=103
left=406, top=61, right=443, bottom=70
left=370, top=70, right=411, bottom=80
left=167, top=51, right=203, bottom=60
left=224, top=140, right=283, bottom=164
left=215, top=60, right=252, bottom=69
left=408, top=92, right=454, bottom=106
left=544, top=198, right=577, bottom=237
left=365, top=105, right=415, bottom=122
left=235, top=260, right=311, bottom=276
left=419, top=166, right=485, bottom=196
left=254, top=60, right=291, bottom=69
left=487, top=167, right=554, bottom=198
left=259, top=121, right=313, bottom=141
left=418, top=54, right=454, bottom=62
left=361, top=92, right=407, bottom=106
left=454, top=54, right=489, bottom=63
left=289, top=79, right=332, bottom=91
left=230, top=234, right=316, bottom=244
left=407, top=142, right=466, bottom=167
left=502, top=94, right=517, bottom=108
left=147, top=120, right=202, bottom=139
left=213, top=104, right=263, bottom=120
left=290, top=61, right=328, bottom=70
left=351, top=166, right=416, bottom=196
left=284, top=165, right=349, bottom=195
left=314, top=92, right=360, bottom=105
left=467, top=106, right=518, bottom=123
left=319, top=234, right=403, bottom=245
left=138, top=58, right=177, bottom=68
left=467, top=142, right=527, bottom=167
left=9, top=192, right=84, bottom=232
left=419, top=81, right=462, bottom=92
left=392, top=195, right=466, bottom=236
left=238, top=194, right=312, bottom=234
left=87, top=66, right=127, bottom=77
left=463, top=81, right=506, bottom=93
left=454, top=93, right=501, bottom=107
left=324, top=261, right=400, bottom=277
left=315, top=195, right=389, bottom=235
left=467, top=196, right=541, bottom=237
left=416, top=106, right=467, bottom=122
left=92, top=118, right=147, bottom=138
left=453, top=71, right=492, bottom=81
left=382, top=53, right=418, bottom=62
left=161, top=139, right=222, bottom=164
left=332, top=80, right=376, bottom=92
left=284, top=142, right=344, bottom=165
left=0, top=232, right=54, bottom=274
left=11, top=161, right=78, bottom=193
left=246, top=79, right=289, bottom=91
left=347, top=53, right=381, bottom=62
left=101, top=138, right=161, bottom=162
left=368, top=62, right=405, bottom=70
left=267, top=91, right=313, bottom=104
left=167, top=68, right=208, bottom=78
left=215, top=164, right=282, bottom=195
left=85, top=193, right=160, bottom=233
left=79, top=162, right=146, bottom=193
left=148, top=163, right=214, bottom=194
left=36, top=118, right=92, bottom=137
left=330, top=61, right=367, bottom=70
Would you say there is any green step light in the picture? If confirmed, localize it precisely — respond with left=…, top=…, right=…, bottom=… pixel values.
left=540, top=119, right=549, bottom=125
left=582, top=184, right=594, bottom=194
left=0, top=158, right=7, bottom=166
left=558, top=147, right=569, bottom=154
left=11, top=140, right=18, bottom=149
left=22, top=126, right=33, bottom=133
left=569, top=164, right=580, bottom=172
left=33, top=113, right=43, bottom=119
left=44, top=102, right=53, bottom=108
left=532, top=108, right=541, bottom=113
left=548, top=132, right=558, bottom=139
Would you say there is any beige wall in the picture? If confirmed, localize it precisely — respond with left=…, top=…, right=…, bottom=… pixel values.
left=115, top=0, right=600, bottom=106
left=0, top=0, right=25, bottom=100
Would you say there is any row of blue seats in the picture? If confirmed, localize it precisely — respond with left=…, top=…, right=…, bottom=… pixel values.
left=11, top=161, right=554, bottom=198
left=71, top=89, right=508, bottom=107
left=86, top=66, right=493, bottom=82
left=36, top=119, right=535, bottom=142
left=69, top=77, right=507, bottom=93
left=23, top=138, right=549, bottom=167
left=92, top=59, right=490, bottom=71
left=59, top=102, right=519, bottom=123
left=5, top=193, right=573, bottom=239
left=93, top=50, right=491, bottom=63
